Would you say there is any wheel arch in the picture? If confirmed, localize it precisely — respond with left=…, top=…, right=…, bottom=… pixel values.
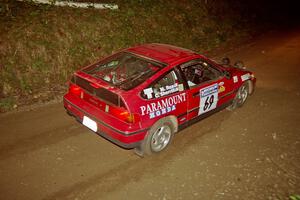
left=150, top=115, right=178, bottom=133
left=246, top=80, right=254, bottom=94
left=165, top=115, right=178, bottom=133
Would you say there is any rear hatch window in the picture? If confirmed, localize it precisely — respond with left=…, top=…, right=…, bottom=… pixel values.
left=82, top=52, right=165, bottom=90
left=71, top=75, right=125, bottom=108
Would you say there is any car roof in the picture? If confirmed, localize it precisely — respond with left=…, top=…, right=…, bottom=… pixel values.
left=125, top=43, right=199, bottom=65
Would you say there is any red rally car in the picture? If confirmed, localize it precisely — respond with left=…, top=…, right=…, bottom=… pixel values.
left=64, top=43, right=256, bottom=156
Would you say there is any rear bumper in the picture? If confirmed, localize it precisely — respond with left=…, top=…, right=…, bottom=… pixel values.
left=63, top=94, right=147, bottom=149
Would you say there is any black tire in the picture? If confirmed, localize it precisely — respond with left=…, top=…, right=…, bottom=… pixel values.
left=134, top=118, right=175, bottom=157
left=227, top=82, right=249, bottom=111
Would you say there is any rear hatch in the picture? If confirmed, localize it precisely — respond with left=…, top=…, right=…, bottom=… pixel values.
left=68, top=73, right=140, bottom=125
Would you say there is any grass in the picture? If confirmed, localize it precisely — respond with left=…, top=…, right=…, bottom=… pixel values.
left=290, top=195, right=300, bottom=200
left=0, top=0, right=259, bottom=112
left=0, top=96, right=15, bottom=112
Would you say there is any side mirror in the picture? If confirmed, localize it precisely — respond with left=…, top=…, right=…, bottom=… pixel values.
left=221, top=57, right=230, bottom=65
left=224, top=71, right=231, bottom=79
left=234, top=61, right=245, bottom=69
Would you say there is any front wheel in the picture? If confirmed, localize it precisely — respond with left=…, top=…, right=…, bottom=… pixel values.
left=134, top=119, right=174, bottom=157
left=227, top=82, right=249, bottom=110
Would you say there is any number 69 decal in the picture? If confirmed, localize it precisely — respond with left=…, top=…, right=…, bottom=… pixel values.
left=198, top=83, right=218, bottom=115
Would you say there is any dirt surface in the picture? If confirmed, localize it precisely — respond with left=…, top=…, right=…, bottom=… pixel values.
left=0, top=29, right=300, bottom=200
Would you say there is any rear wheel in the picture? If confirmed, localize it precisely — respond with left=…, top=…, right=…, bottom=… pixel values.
left=227, top=82, right=249, bottom=110
left=134, top=119, right=174, bottom=157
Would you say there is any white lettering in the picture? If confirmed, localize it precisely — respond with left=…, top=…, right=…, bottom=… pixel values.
left=151, top=103, right=157, bottom=112
left=157, top=101, right=162, bottom=110
left=146, top=104, right=153, bottom=114
left=143, top=88, right=153, bottom=99
left=139, top=93, right=187, bottom=116
left=140, top=106, right=146, bottom=115
left=168, top=97, right=174, bottom=105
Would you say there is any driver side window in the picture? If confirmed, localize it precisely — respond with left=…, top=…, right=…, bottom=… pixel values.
left=181, top=60, right=221, bottom=87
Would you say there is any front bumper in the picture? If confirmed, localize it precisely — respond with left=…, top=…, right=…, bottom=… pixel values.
left=249, top=77, right=257, bottom=94
left=63, top=94, right=147, bottom=149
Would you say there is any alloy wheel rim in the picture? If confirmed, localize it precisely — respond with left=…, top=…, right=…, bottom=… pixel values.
left=238, top=85, right=248, bottom=104
left=151, top=125, right=171, bottom=152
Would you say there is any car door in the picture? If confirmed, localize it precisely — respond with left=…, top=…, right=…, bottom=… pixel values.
left=179, top=58, right=234, bottom=121
left=139, top=69, right=188, bottom=126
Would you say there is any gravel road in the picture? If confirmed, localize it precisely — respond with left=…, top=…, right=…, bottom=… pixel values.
left=0, top=29, right=299, bottom=200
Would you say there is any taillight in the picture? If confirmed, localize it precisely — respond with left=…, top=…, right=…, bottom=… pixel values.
left=121, top=112, right=140, bottom=124
left=109, top=106, right=140, bottom=124
left=69, top=83, right=82, bottom=97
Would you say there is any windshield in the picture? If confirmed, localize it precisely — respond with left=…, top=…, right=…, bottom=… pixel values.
left=83, top=52, right=164, bottom=90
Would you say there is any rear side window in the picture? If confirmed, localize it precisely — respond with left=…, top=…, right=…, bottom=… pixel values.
left=141, top=70, right=184, bottom=99
left=82, top=52, right=165, bottom=90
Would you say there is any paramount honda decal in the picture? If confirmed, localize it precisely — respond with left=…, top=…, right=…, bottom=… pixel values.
left=140, top=93, right=187, bottom=119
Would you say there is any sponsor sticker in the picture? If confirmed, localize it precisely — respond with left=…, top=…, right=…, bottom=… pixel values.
left=157, top=83, right=179, bottom=97
left=143, top=88, right=154, bottom=99
left=219, top=85, right=225, bottom=93
left=233, top=76, right=238, bottom=83
left=140, top=93, right=187, bottom=119
left=200, top=84, right=218, bottom=98
left=178, top=83, right=184, bottom=92
left=143, top=83, right=180, bottom=99
left=199, top=84, right=218, bottom=115
left=218, top=82, right=225, bottom=93
left=241, top=73, right=250, bottom=82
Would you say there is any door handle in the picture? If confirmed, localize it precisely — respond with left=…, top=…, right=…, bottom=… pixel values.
left=193, top=91, right=200, bottom=97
